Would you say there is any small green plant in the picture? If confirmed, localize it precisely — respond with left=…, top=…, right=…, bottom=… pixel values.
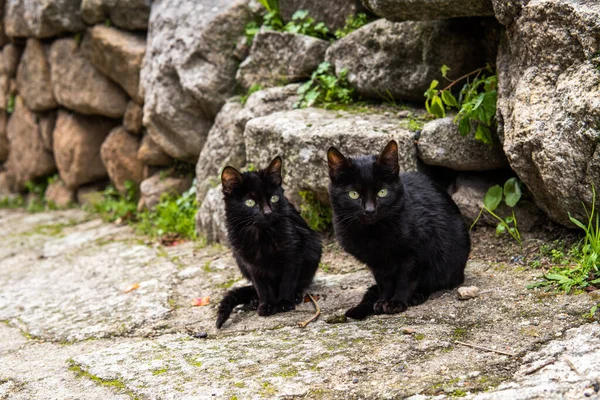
left=244, top=0, right=330, bottom=44
left=471, top=177, right=522, bottom=244
left=299, top=190, right=332, bottom=232
left=240, top=84, right=263, bottom=105
left=334, top=13, right=372, bottom=39
left=529, top=187, right=600, bottom=292
left=424, top=65, right=497, bottom=145
left=90, top=181, right=138, bottom=223
left=136, top=185, right=197, bottom=240
left=295, top=62, right=355, bottom=108
left=7, top=94, right=15, bottom=114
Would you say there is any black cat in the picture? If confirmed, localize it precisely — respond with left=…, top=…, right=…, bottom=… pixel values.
left=216, top=157, right=322, bottom=328
left=327, top=140, right=470, bottom=319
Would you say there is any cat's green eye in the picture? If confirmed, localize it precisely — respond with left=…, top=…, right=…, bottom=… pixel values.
left=348, top=191, right=360, bottom=199
left=377, top=188, right=388, bottom=198
left=245, top=199, right=256, bottom=207
left=270, top=195, right=279, bottom=203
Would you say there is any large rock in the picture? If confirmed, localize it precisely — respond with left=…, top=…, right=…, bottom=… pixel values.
left=81, top=0, right=151, bottom=31
left=141, top=0, right=257, bottom=162
left=451, top=172, right=546, bottom=232
left=16, top=39, right=57, bottom=112
left=195, top=85, right=300, bottom=201
left=123, top=101, right=143, bottom=134
left=45, top=179, right=75, bottom=208
left=139, top=174, right=192, bottom=210
left=244, top=107, right=417, bottom=200
left=4, top=98, right=56, bottom=191
left=491, top=0, right=531, bottom=26
left=0, top=112, right=8, bottom=162
left=50, top=38, right=128, bottom=118
left=497, top=0, right=600, bottom=226
left=326, top=18, right=499, bottom=102
left=137, top=134, right=172, bottom=167
left=53, top=110, right=117, bottom=189
left=0, top=0, right=7, bottom=46
left=236, top=31, right=329, bottom=89
left=279, top=0, right=365, bottom=31
left=196, top=184, right=228, bottom=245
left=2, top=44, right=23, bottom=78
left=418, top=117, right=508, bottom=171
left=4, top=0, right=85, bottom=38
left=362, top=0, right=494, bottom=21
left=100, top=127, right=144, bottom=194
left=81, top=25, right=146, bottom=103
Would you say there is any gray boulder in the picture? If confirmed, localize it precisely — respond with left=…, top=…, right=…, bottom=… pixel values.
left=236, top=31, right=329, bottom=89
left=81, top=0, right=151, bottom=31
left=195, top=84, right=300, bottom=202
left=244, top=107, right=417, bottom=200
left=137, top=135, right=172, bottom=167
left=141, top=0, right=258, bottom=162
left=451, top=172, right=546, bottom=232
left=4, top=0, right=85, bottom=38
left=123, top=101, right=143, bottom=135
left=418, top=117, right=507, bottom=171
left=100, top=127, right=145, bottom=194
left=45, top=179, right=75, bottom=208
left=197, top=184, right=228, bottom=245
left=50, top=38, right=128, bottom=118
left=2, top=43, right=23, bottom=78
left=53, top=110, right=116, bottom=189
left=326, top=18, right=499, bottom=102
left=16, top=38, right=57, bottom=112
left=4, top=97, right=56, bottom=191
left=497, top=0, right=600, bottom=226
left=362, top=0, right=494, bottom=21
left=279, top=0, right=365, bottom=31
left=490, top=0, right=531, bottom=26
left=81, top=25, right=146, bottom=103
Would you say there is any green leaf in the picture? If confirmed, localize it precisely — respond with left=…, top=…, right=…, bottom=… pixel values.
left=441, top=65, right=450, bottom=79
left=503, top=177, right=522, bottom=207
left=484, top=185, right=502, bottom=211
left=441, top=90, right=458, bottom=108
left=430, top=95, right=445, bottom=118
left=474, top=124, right=493, bottom=145
left=456, top=117, right=471, bottom=136
left=429, top=79, right=439, bottom=90
left=496, top=224, right=506, bottom=235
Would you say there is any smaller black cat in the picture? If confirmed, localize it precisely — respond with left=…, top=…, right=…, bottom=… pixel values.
left=216, top=157, right=322, bottom=328
left=327, top=140, right=471, bottom=319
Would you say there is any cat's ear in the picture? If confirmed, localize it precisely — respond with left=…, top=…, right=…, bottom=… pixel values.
left=327, top=147, right=351, bottom=180
left=376, top=140, right=399, bottom=176
left=266, top=156, right=283, bottom=186
left=221, top=166, right=242, bottom=194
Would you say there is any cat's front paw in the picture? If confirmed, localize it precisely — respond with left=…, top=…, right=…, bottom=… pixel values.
left=382, top=300, right=407, bottom=314
left=257, top=303, right=277, bottom=316
left=295, top=292, right=304, bottom=305
left=277, top=300, right=295, bottom=312
left=373, top=300, right=385, bottom=314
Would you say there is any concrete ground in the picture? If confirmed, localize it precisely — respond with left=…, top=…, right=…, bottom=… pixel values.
left=0, top=209, right=599, bottom=399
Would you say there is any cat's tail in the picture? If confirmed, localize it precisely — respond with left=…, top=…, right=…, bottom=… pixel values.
left=216, top=285, right=256, bottom=329
left=345, top=284, right=378, bottom=320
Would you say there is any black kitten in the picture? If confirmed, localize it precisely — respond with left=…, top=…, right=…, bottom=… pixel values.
left=327, top=140, right=470, bottom=319
left=216, top=157, right=322, bottom=328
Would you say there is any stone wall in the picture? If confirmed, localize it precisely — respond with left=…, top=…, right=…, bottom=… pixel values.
left=0, top=0, right=598, bottom=242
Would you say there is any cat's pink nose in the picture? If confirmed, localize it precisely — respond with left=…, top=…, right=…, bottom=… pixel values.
left=364, top=202, right=376, bottom=215
left=263, top=206, right=272, bottom=215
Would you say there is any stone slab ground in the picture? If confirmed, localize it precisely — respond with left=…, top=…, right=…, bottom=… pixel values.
left=0, top=209, right=599, bottom=399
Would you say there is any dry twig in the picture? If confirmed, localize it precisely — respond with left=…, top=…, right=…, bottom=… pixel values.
left=455, top=340, right=517, bottom=357
left=298, top=293, right=320, bottom=328
left=564, top=356, right=581, bottom=376
left=522, top=358, right=556, bottom=375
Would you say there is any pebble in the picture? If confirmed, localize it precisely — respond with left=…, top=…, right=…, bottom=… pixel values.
left=402, top=327, right=416, bottom=335
left=468, top=371, right=481, bottom=378
left=352, top=378, right=359, bottom=384
left=192, top=332, right=208, bottom=339
left=557, top=313, right=568, bottom=320
left=457, top=286, right=480, bottom=300
left=584, top=388, right=595, bottom=397
left=396, top=110, right=411, bottom=118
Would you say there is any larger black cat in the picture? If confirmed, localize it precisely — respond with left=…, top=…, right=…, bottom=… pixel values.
left=216, top=157, right=322, bottom=328
left=327, top=140, right=470, bottom=319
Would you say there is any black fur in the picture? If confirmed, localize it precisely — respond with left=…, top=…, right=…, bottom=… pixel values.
left=216, top=157, right=322, bottom=328
left=327, top=141, right=471, bottom=319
